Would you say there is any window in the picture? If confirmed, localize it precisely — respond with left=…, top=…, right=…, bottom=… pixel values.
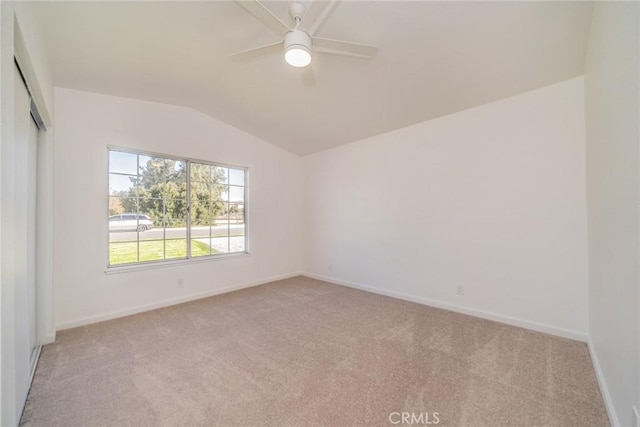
left=108, top=148, right=246, bottom=267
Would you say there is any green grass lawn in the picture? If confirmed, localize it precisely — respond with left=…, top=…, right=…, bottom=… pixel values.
left=109, top=239, right=215, bottom=265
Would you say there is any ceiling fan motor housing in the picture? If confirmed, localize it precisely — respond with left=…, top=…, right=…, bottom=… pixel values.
left=284, top=29, right=312, bottom=52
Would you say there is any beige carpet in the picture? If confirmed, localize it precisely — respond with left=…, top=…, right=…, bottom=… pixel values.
left=21, top=276, right=608, bottom=426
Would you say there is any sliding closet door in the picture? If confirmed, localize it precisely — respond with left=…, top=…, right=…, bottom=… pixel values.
left=8, top=61, right=39, bottom=423
left=27, top=115, right=39, bottom=370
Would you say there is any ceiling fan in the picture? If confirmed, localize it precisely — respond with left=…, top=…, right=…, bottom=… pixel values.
left=231, top=0, right=378, bottom=69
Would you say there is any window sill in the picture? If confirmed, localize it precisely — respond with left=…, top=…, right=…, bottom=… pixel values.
left=104, top=252, right=251, bottom=275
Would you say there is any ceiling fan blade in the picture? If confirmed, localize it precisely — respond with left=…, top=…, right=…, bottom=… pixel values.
left=307, top=0, right=339, bottom=36
left=313, top=37, right=378, bottom=59
left=230, top=41, right=282, bottom=60
left=234, top=0, right=291, bottom=36
left=301, top=65, right=316, bottom=86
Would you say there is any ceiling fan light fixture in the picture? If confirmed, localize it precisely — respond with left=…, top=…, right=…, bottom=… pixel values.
left=284, top=30, right=312, bottom=67
left=285, top=46, right=311, bottom=67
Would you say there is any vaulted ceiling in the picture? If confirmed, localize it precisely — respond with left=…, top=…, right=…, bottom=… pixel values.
left=35, top=1, right=593, bottom=155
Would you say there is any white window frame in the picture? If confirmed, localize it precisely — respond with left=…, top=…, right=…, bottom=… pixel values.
left=106, top=146, right=249, bottom=273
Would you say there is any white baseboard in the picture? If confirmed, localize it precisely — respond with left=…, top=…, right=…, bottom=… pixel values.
left=303, top=272, right=588, bottom=342
left=40, top=333, right=56, bottom=345
left=55, top=272, right=302, bottom=331
left=587, top=338, right=619, bottom=427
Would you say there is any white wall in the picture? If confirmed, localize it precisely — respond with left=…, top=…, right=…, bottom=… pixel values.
left=303, top=77, right=588, bottom=339
left=584, top=2, right=640, bottom=426
left=1, top=2, right=55, bottom=426
left=53, top=88, right=302, bottom=329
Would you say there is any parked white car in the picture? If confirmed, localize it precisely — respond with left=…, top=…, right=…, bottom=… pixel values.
left=109, top=214, right=154, bottom=232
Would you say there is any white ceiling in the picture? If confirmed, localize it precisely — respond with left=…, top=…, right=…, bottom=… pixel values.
left=36, top=1, right=593, bottom=156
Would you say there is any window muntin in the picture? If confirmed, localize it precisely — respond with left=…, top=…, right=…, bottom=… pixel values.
left=108, top=148, right=247, bottom=267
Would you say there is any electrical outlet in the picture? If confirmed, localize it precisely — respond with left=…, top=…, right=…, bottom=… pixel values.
left=633, top=406, right=639, bottom=427
left=177, top=279, right=184, bottom=288
left=456, top=285, right=465, bottom=296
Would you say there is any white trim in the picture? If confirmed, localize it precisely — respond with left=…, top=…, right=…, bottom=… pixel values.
left=40, top=333, right=55, bottom=345
left=55, top=272, right=302, bottom=330
left=587, top=337, right=619, bottom=427
left=28, top=345, right=41, bottom=386
left=303, top=273, right=588, bottom=342
left=105, top=252, right=251, bottom=275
